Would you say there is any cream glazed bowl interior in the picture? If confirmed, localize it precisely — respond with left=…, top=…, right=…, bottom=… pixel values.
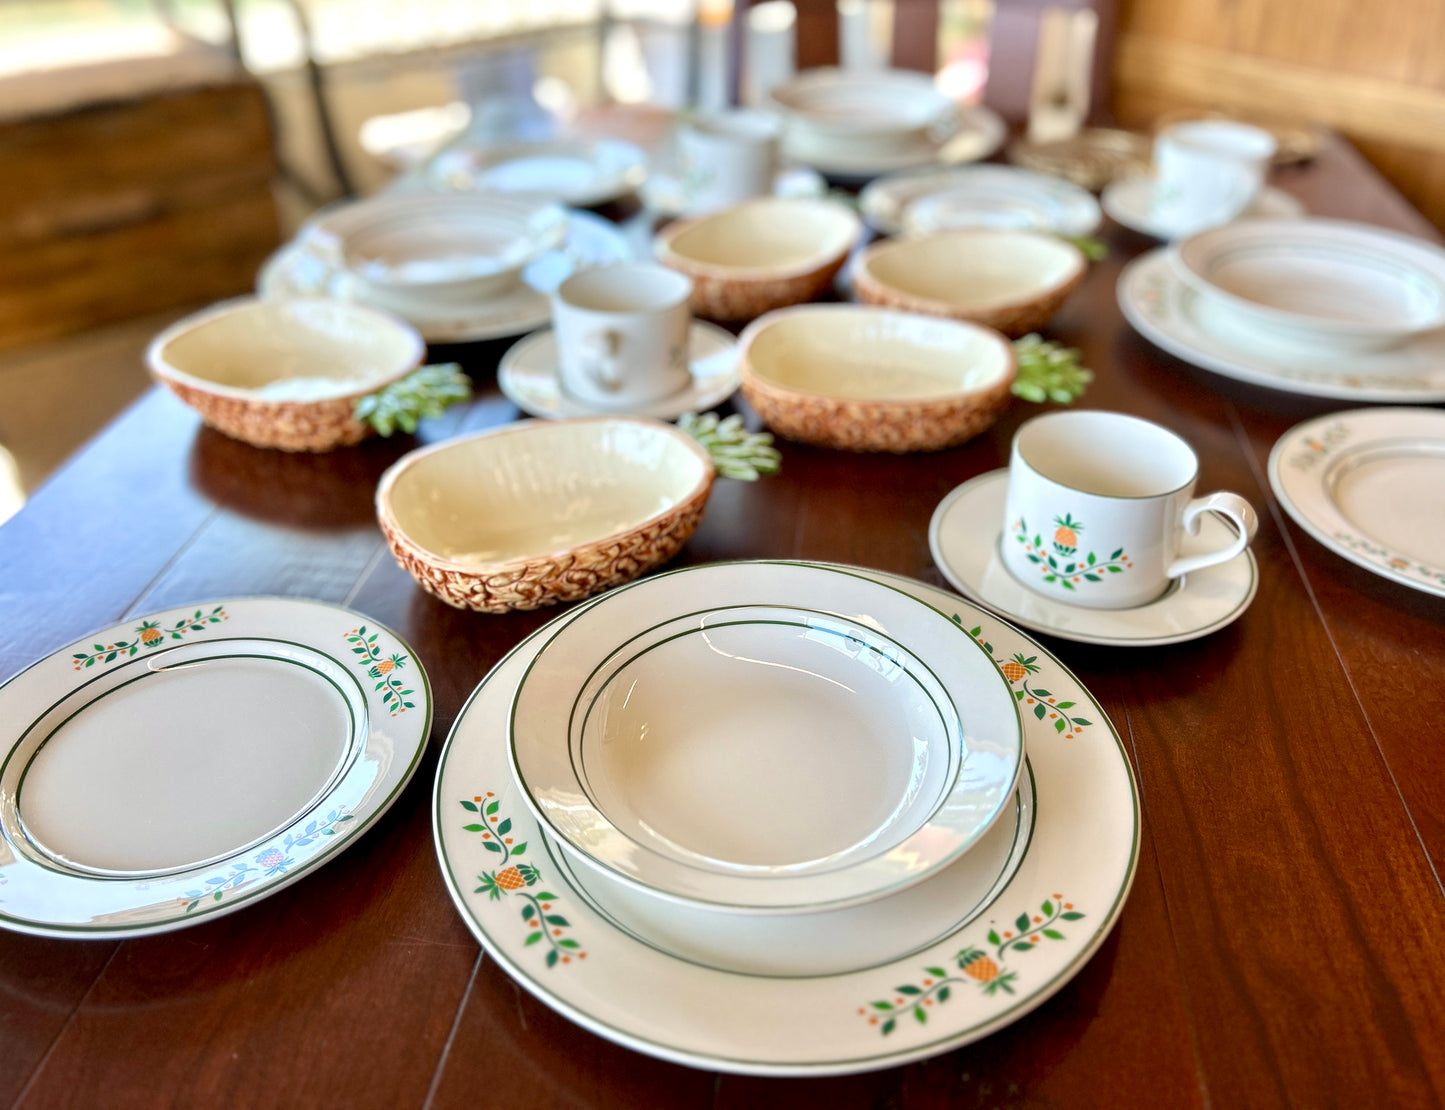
left=739, top=304, right=1017, bottom=452
left=851, top=228, right=1087, bottom=337
left=655, top=196, right=862, bottom=322
left=146, top=295, right=425, bottom=452
left=375, top=417, right=715, bottom=612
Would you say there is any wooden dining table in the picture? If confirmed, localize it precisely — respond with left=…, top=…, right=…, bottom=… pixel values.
left=0, top=133, right=1441, bottom=1109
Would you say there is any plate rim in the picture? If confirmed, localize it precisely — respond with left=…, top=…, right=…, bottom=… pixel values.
left=0, top=596, right=433, bottom=938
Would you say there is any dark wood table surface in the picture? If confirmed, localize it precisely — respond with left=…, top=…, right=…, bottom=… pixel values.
left=1, top=135, right=1442, bottom=1109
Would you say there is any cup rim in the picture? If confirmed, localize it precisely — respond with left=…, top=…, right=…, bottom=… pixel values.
left=555, top=262, right=693, bottom=315
left=1011, top=410, right=1200, bottom=500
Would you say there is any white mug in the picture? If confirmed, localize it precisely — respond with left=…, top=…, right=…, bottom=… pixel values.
left=1001, top=411, right=1258, bottom=609
left=1150, top=120, right=1276, bottom=236
left=552, top=263, right=693, bottom=411
left=678, top=110, right=781, bottom=215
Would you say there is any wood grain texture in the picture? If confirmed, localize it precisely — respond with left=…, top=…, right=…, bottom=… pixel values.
left=0, top=135, right=1441, bottom=1107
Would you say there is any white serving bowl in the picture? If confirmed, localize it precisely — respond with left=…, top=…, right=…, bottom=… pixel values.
left=1173, top=218, right=1445, bottom=353
left=654, top=197, right=861, bottom=322
left=510, top=560, right=1025, bottom=912
left=852, top=228, right=1086, bottom=337
left=738, top=304, right=1017, bottom=452
left=376, top=418, right=715, bottom=612
left=307, top=193, right=567, bottom=313
left=147, top=296, right=424, bottom=451
left=768, top=68, right=955, bottom=160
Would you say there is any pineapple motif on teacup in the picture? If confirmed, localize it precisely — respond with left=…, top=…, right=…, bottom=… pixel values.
left=1001, top=411, right=1258, bottom=609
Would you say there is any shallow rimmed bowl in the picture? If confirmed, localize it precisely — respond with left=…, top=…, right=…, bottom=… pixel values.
left=308, top=192, right=567, bottom=312
left=767, top=68, right=954, bottom=160
left=655, top=197, right=861, bottom=322
left=852, top=228, right=1086, bottom=336
left=739, top=304, right=1017, bottom=452
left=146, top=296, right=425, bottom=452
left=375, top=418, right=716, bottom=612
left=1173, top=218, right=1445, bottom=353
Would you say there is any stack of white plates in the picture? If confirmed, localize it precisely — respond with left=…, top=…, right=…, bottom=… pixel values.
left=1118, top=218, right=1445, bottom=401
left=258, top=197, right=635, bottom=345
left=866, top=165, right=1102, bottom=239
left=766, top=68, right=1005, bottom=180
left=434, top=560, right=1140, bottom=1074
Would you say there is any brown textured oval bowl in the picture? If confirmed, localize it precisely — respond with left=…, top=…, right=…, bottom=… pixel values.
left=655, top=197, right=862, bottom=323
left=376, top=418, right=716, bottom=612
left=147, top=296, right=425, bottom=452
left=738, top=304, right=1017, bottom=453
left=851, top=228, right=1086, bottom=337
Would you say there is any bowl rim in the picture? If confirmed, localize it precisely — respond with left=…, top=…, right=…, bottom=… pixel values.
left=765, top=67, right=954, bottom=138
left=1173, top=216, right=1445, bottom=340
left=145, top=294, right=426, bottom=403
left=654, top=197, right=863, bottom=281
left=738, top=303, right=1019, bottom=404
left=375, top=415, right=717, bottom=574
left=852, top=227, right=1088, bottom=315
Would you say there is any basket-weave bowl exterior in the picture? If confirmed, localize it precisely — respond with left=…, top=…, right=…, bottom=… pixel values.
left=158, top=378, right=392, bottom=452
left=378, top=477, right=715, bottom=612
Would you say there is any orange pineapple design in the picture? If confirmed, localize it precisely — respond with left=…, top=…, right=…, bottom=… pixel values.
left=960, top=951, right=999, bottom=983
left=494, top=866, right=526, bottom=891
left=138, top=621, right=163, bottom=647
left=1000, top=654, right=1040, bottom=684
left=1052, top=514, right=1082, bottom=555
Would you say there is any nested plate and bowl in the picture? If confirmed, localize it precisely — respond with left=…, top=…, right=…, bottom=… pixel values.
left=738, top=304, right=1017, bottom=452
left=375, top=418, right=715, bottom=613
left=147, top=296, right=425, bottom=452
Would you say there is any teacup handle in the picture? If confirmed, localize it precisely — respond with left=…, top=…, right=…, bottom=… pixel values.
left=579, top=330, right=624, bottom=392
left=1166, top=492, right=1258, bottom=579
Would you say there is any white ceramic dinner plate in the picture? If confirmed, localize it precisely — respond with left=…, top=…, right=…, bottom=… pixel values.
left=497, top=321, right=739, bottom=420
left=887, top=165, right=1102, bottom=239
left=257, top=209, right=634, bottom=344
left=930, top=472, right=1258, bottom=648
left=509, top=563, right=1024, bottom=911
left=1100, top=175, right=1304, bottom=240
left=1118, top=248, right=1445, bottom=402
left=428, top=138, right=648, bottom=207
left=434, top=564, right=1138, bottom=1075
left=1268, top=407, right=1445, bottom=598
left=0, top=598, right=432, bottom=937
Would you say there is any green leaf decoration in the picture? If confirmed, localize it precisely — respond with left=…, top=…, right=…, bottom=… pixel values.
left=482, top=840, right=502, bottom=853
left=1059, top=233, right=1108, bottom=261
left=524, top=932, right=542, bottom=946
left=510, top=843, right=527, bottom=857
left=937, top=986, right=951, bottom=1003
left=460, top=800, right=478, bottom=813
left=557, top=939, right=581, bottom=949
left=1015, top=913, right=1030, bottom=933
left=462, top=823, right=485, bottom=832
left=485, top=801, right=499, bottom=816
left=926, top=966, right=947, bottom=978
left=497, top=818, right=512, bottom=836
left=353, top=363, right=472, bottom=437
left=545, top=949, right=559, bottom=968
left=536, top=891, right=559, bottom=901
left=870, top=1002, right=894, bottom=1012
left=913, top=1005, right=927, bottom=1024
left=1043, top=929, right=1065, bottom=940
left=897, top=985, right=922, bottom=996
left=1061, top=911, right=1085, bottom=920
left=882, top=1019, right=896, bottom=1035
left=676, top=412, right=781, bottom=481
left=1042, top=899, right=1054, bottom=916
left=1010, top=334, right=1093, bottom=405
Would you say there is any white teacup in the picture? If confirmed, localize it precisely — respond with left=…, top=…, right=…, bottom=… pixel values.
left=552, top=263, right=694, bottom=411
left=678, top=110, right=781, bottom=215
left=1150, top=120, right=1276, bottom=236
left=1001, top=411, right=1258, bottom=609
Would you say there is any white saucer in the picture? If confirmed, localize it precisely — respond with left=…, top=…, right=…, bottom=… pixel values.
left=1269, top=407, right=1445, bottom=599
left=929, top=471, right=1258, bottom=647
left=498, top=321, right=739, bottom=420
left=1101, top=174, right=1304, bottom=240
left=1118, top=248, right=1445, bottom=402
left=791, top=105, right=1007, bottom=183
left=257, top=209, right=634, bottom=344
left=433, top=562, right=1139, bottom=1075
left=640, top=166, right=827, bottom=218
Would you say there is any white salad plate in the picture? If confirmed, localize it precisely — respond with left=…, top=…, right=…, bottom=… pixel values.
left=930, top=472, right=1258, bottom=647
left=434, top=564, right=1139, bottom=1075
left=885, top=165, right=1102, bottom=239
left=783, top=104, right=1006, bottom=182
left=1101, top=175, right=1304, bottom=240
left=1268, top=407, right=1445, bottom=599
left=497, top=321, right=739, bottom=420
left=258, top=210, right=634, bottom=344
left=428, top=138, right=649, bottom=207
left=0, top=598, right=431, bottom=938
left=1118, top=248, right=1445, bottom=402
left=640, top=166, right=827, bottom=218
left=1173, top=219, right=1445, bottom=353
left=509, top=562, right=1024, bottom=912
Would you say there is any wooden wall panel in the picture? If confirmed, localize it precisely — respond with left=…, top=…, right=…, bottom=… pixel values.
left=1112, top=0, right=1445, bottom=230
